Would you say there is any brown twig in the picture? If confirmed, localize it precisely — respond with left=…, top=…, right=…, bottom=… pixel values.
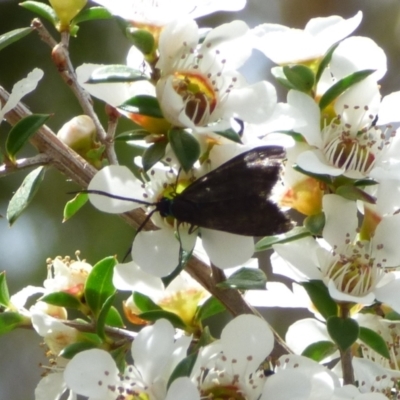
left=0, top=153, right=52, bottom=177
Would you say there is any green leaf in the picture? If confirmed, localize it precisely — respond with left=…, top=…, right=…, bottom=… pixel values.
left=86, top=65, right=150, bottom=84
left=217, top=268, right=267, bottom=290
left=119, top=95, right=164, bottom=118
left=319, top=69, right=376, bottom=110
left=0, top=27, right=33, bottom=52
left=255, top=227, right=311, bottom=251
left=142, top=142, right=167, bottom=172
left=97, top=294, right=116, bottom=340
left=104, top=306, right=124, bottom=328
left=60, top=341, right=98, bottom=359
left=110, top=343, right=129, bottom=373
left=359, top=326, right=390, bottom=360
left=40, top=292, right=81, bottom=309
left=283, top=65, right=315, bottom=93
left=115, top=129, right=150, bottom=142
left=196, top=297, right=225, bottom=322
left=271, top=67, right=296, bottom=90
left=63, top=192, right=88, bottom=222
left=327, top=316, right=359, bottom=352
left=72, top=6, right=112, bottom=24
left=304, top=213, right=326, bottom=236
left=292, top=164, right=333, bottom=185
left=0, top=312, right=25, bottom=335
left=20, top=1, right=57, bottom=23
left=84, top=256, right=117, bottom=317
left=315, top=43, right=339, bottom=84
left=138, top=310, right=186, bottom=330
left=167, top=352, right=197, bottom=389
left=301, top=280, right=338, bottom=320
left=354, top=179, right=378, bottom=188
left=126, top=27, right=155, bottom=55
left=7, top=166, right=46, bottom=226
left=5, top=114, right=51, bottom=162
left=0, top=272, right=10, bottom=307
left=168, top=129, right=200, bottom=172
left=301, top=340, right=337, bottom=362
left=214, top=128, right=242, bottom=144
left=133, top=292, right=162, bottom=313
left=336, top=185, right=376, bottom=204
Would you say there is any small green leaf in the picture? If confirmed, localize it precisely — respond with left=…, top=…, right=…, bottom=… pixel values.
left=87, top=65, right=150, bottom=84
left=359, top=326, right=390, bottom=360
left=315, top=43, right=339, bottom=84
left=104, top=306, right=124, bottom=328
left=255, top=227, right=311, bottom=251
left=283, top=65, right=315, bottom=93
left=84, top=256, right=117, bottom=317
left=217, top=268, right=267, bottom=290
left=133, top=292, right=162, bottom=313
left=301, top=280, right=338, bottom=320
left=60, top=341, right=98, bottom=359
left=271, top=67, right=296, bottom=90
left=292, top=164, right=333, bottom=185
left=72, top=6, right=112, bottom=24
left=196, top=297, right=225, bottom=322
left=214, top=128, right=242, bottom=144
left=138, top=310, right=186, bottom=330
left=142, top=142, right=167, bottom=172
left=302, top=340, right=337, bottom=362
left=327, top=316, right=359, bottom=352
left=168, top=129, right=200, bottom=172
left=40, top=292, right=81, bottom=309
left=167, top=352, right=197, bottom=389
left=6, top=114, right=51, bottom=162
left=319, top=69, right=376, bottom=110
left=119, top=95, right=163, bottom=118
left=20, top=1, right=57, bottom=23
left=97, top=294, right=116, bottom=340
left=126, top=27, right=155, bottom=55
left=0, top=272, right=10, bottom=307
left=63, top=192, right=88, bottom=222
left=115, top=129, right=150, bottom=142
left=7, top=166, right=46, bottom=226
left=0, top=27, right=33, bottom=52
left=0, top=312, right=25, bottom=335
left=304, top=213, right=326, bottom=236
left=354, top=179, right=378, bottom=188
left=336, top=185, right=376, bottom=204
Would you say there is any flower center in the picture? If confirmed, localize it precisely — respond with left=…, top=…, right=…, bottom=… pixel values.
left=172, top=71, right=217, bottom=125
left=202, top=385, right=246, bottom=400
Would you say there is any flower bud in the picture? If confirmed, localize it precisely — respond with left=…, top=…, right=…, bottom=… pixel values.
left=57, top=115, right=96, bottom=155
left=49, top=0, right=87, bottom=31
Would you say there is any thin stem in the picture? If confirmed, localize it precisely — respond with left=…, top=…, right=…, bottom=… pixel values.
left=0, top=153, right=51, bottom=178
left=339, top=304, right=355, bottom=385
left=31, top=18, right=118, bottom=165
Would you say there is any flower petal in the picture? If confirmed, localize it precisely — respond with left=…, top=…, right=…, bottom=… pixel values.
left=165, top=377, right=200, bottom=400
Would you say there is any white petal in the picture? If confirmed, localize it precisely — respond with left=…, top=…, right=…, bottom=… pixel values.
left=64, top=349, right=118, bottom=398
left=189, top=0, right=246, bottom=19
left=297, top=150, right=344, bottom=176
left=201, top=229, right=254, bottom=269
left=327, top=279, right=375, bottom=304
left=131, top=319, right=175, bottom=383
left=132, top=229, right=181, bottom=277
left=1, top=68, right=43, bottom=118
left=372, top=214, right=400, bottom=266
left=165, top=377, right=200, bottom=400
left=9, top=285, right=44, bottom=309
left=378, top=91, right=400, bottom=125
left=112, top=261, right=164, bottom=294
left=224, top=81, right=277, bottom=123
left=322, top=194, right=358, bottom=248
left=35, top=373, right=68, bottom=400
left=220, top=315, right=273, bottom=374
left=88, top=165, right=145, bottom=213
left=374, top=277, right=400, bottom=314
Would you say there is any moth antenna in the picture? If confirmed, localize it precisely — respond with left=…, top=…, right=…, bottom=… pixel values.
left=69, top=189, right=156, bottom=207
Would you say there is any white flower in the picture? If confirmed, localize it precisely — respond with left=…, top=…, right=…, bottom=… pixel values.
left=156, top=19, right=277, bottom=130
left=64, top=319, right=195, bottom=400
left=0, top=68, right=43, bottom=121
left=90, top=0, right=246, bottom=27
left=88, top=158, right=255, bottom=276
left=252, top=12, right=362, bottom=64
left=272, top=194, right=400, bottom=310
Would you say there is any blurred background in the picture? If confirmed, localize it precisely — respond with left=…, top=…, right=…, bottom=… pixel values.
left=1, top=0, right=400, bottom=398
